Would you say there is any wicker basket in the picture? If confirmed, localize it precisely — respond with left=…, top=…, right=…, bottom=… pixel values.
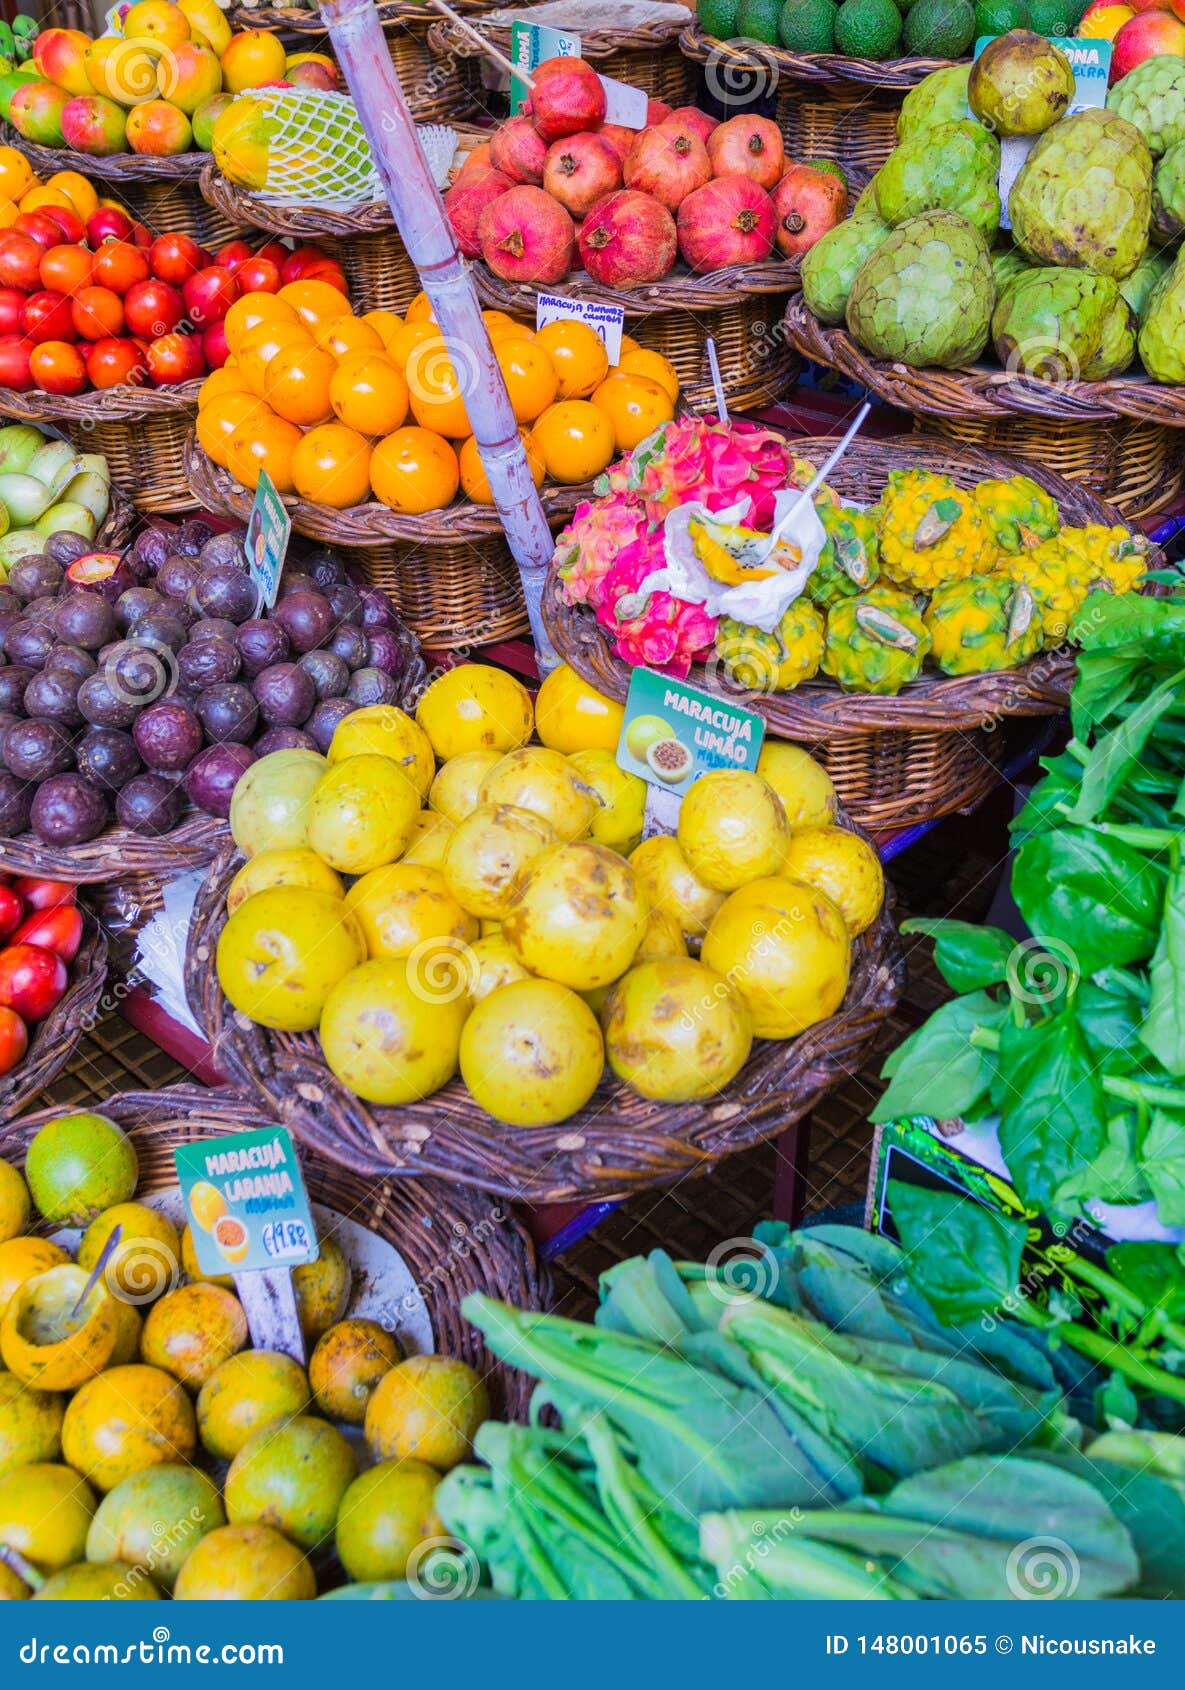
left=0, top=1084, right=550, bottom=1420
left=121, top=178, right=243, bottom=253
left=0, top=122, right=206, bottom=184
left=429, top=9, right=695, bottom=108
left=186, top=839, right=904, bottom=1202
left=0, top=915, right=107, bottom=1125
left=353, top=536, right=530, bottom=646
left=0, top=810, right=228, bottom=887
left=785, top=298, right=1185, bottom=521
left=543, top=432, right=1144, bottom=829
left=678, top=21, right=960, bottom=89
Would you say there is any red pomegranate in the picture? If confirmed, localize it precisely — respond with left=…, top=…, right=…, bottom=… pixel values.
left=477, top=185, right=576, bottom=284
left=668, top=105, right=719, bottom=144
left=624, top=120, right=712, bottom=211
left=543, top=132, right=623, bottom=218
left=599, top=123, right=639, bottom=165
left=578, top=190, right=678, bottom=287
left=646, top=98, right=673, bottom=126
left=490, top=116, right=548, bottom=185
left=677, top=177, right=776, bottom=273
left=445, top=167, right=514, bottom=258
left=527, top=57, right=606, bottom=142
left=771, top=166, right=847, bottom=258
left=707, top=115, right=785, bottom=190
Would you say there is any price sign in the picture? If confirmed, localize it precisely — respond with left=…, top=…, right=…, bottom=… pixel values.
left=617, top=667, right=765, bottom=800
left=173, top=1125, right=319, bottom=1279
left=244, top=469, right=291, bottom=611
left=536, top=291, right=626, bottom=363
left=510, top=20, right=580, bottom=113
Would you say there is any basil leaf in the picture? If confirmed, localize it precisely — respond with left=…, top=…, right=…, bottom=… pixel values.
left=1013, top=827, right=1165, bottom=976
left=1138, top=1109, right=1185, bottom=1229
left=1066, top=669, right=1185, bottom=825
left=873, top=992, right=1006, bottom=1125
left=1141, top=860, right=1185, bottom=1078
left=900, top=920, right=1014, bottom=993
left=997, top=1007, right=1110, bottom=1212
left=887, top=1181, right=1025, bottom=1326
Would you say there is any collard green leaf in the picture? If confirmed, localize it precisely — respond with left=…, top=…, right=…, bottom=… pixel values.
left=1141, top=859, right=1185, bottom=1078
left=887, top=1180, right=1025, bottom=1327
left=1013, top=827, right=1165, bottom=976
left=1037, top=1453, right=1185, bottom=1600
left=873, top=992, right=1007, bottom=1124
left=900, top=920, right=1014, bottom=993
left=1138, top=1108, right=1185, bottom=1229
left=997, top=1008, right=1110, bottom=1212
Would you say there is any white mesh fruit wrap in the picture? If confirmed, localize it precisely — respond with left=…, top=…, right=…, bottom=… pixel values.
left=241, top=89, right=457, bottom=210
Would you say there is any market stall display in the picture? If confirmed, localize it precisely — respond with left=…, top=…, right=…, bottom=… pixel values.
left=0, top=880, right=105, bottom=1121
left=0, top=1083, right=549, bottom=1596
left=184, top=662, right=902, bottom=1199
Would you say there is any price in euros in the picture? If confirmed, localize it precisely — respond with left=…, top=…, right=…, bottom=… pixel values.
left=261, top=1219, right=311, bottom=1260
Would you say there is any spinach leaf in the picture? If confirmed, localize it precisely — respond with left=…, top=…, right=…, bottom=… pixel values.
left=1071, top=647, right=1151, bottom=740
left=872, top=992, right=1007, bottom=1125
left=1054, top=1113, right=1149, bottom=1209
left=997, top=1007, right=1110, bottom=1212
left=1106, top=1241, right=1185, bottom=1322
left=1141, top=858, right=1185, bottom=1078
left=1013, top=827, right=1165, bottom=976
left=1010, top=753, right=1083, bottom=842
left=1037, top=1453, right=1185, bottom=1600
left=1076, top=592, right=1185, bottom=658
left=887, top=1180, right=1025, bottom=1326
left=1066, top=669, right=1185, bottom=825
left=1138, top=1108, right=1185, bottom=1229
left=1076, top=979, right=1148, bottom=1074
left=899, top=920, right=1014, bottom=993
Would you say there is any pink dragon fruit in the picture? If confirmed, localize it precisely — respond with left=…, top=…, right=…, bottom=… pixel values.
left=612, top=416, right=807, bottom=527
left=594, top=545, right=717, bottom=677
left=554, top=490, right=655, bottom=606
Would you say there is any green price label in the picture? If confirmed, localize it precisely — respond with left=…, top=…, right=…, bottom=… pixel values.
left=244, top=470, right=291, bottom=610
left=173, top=1127, right=319, bottom=1278
left=617, top=667, right=765, bottom=798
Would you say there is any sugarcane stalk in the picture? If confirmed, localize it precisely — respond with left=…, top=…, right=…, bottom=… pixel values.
left=319, top=0, right=559, bottom=666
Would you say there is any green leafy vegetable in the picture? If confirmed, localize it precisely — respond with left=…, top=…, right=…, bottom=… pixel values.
left=899, top=919, right=1015, bottom=993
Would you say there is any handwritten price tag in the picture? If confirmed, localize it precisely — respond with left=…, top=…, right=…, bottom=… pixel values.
left=536, top=292, right=626, bottom=363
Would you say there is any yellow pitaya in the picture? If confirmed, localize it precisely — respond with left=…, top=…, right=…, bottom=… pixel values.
left=1056, top=524, right=1150, bottom=596
left=879, top=470, right=994, bottom=591
left=972, top=475, right=1060, bottom=554
left=924, top=574, right=1044, bottom=675
left=822, top=586, right=932, bottom=694
left=714, top=600, right=825, bottom=692
left=1006, top=540, right=1089, bottom=646
left=807, top=505, right=880, bottom=609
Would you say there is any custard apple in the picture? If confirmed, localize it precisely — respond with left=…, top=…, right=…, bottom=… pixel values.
left=897, top=64, right=972, bottom=143
left=845, top=210, right=995, bottom=368
left=807, top=505, right=880, bottom=608
left=1121, top=249, right=1172, bottom=321
left=714, top=601, right=825, bottom=692
left=924, top=573, right=1043, bottom=675
left=1080, top=296, right=1137, bottom=380
left=875, top=120, right=1001, bottom=238
left=822, top=587, right=932, bottom=694
left=992, top=246, right=1033, bottom=300
left=1108, top=54, right=1185, bottom=157
left=1009, top=109, right=1152, bottom=279
left=801, top=207, right=890, bottom=324
left=1153, top=141, right=1185, bottom=244
left=1138, top=246, right=1185, bottom=381
left=991, top=266, right=1121, bottom=380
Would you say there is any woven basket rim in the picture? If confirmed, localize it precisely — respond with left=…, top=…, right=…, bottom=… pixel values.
left=0, top=121, right=207, bottom=183
left=184, top=434, right=589, bottom=548
left=0, top=378, right=203, bottom=426
left=0, top=809, right=229, bottom=886
left=678, top=21, right=964, bottom=87
left=543, top=430, right=1143, bottom=735
left=429, top=12, right=687, bottom=55
left=0, top=914, right=107, bottom=1122
left=474, top=255, right=800, bottom=320
left=228, top=0, right=496, bottom=31
left=186, top=836, right=905, bottom=1203
left=0, top=1081, right=549, bottom=1421
left=785, top=297, right=1185, bottom=428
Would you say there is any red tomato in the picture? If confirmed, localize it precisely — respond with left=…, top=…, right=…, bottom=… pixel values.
left=0, top=886, right=23, bottom=943
left=39, top=243, right=92, bottom=297
left=0, top=234, right=46, bottom=293
left=71, top=285, right=124, bottom=342
left=0, top=944, right=67, bottom=1021
left=124, top=277, right=184, bottom=339
left=298, top=261, right=348, bottom=295
left=181, top=265, right=239, bottom=328
left=86, top=335, right=147, bottom=390
left=149, top=232, right=202, bottom=286
left=12, top=878, right=75, bottom=911
left=131, top=221, right=152, bottom=250
left=202, top=319, right=229, bottom=368
left=11, top=212, right=67, bottom=252
left=215, top=239, right=253, bottom=272
left=0, top=288, right=24, bottom=335
left=13, top=904, right=82, bottom=963
left=146, top=331, right=204, bottom=386
left=40, top=205, right=86, bottom=245
left=22, top=290, right=75, bottom=345
left=86, top=208, right=134, bottom=246
left=233, top=256, right=281, bottom=295
left=92, top=241, right=150, bottom=296
left=0, top=1007, right=28, bottom=1076
left=0, top=334, right=34, bottom=390
left=28, top=340, right=87, bottom=395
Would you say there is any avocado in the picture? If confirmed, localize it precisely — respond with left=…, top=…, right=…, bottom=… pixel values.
left=779, top=0, right=839, bottom=49
left=737, top=0, right=785, bottom=42
left=698, top=0, right=742, bottom=34
left=834, top=0, right=903, bottom=59
left=903, top=0, right=976, bottom=56
left=974, top=0, right=1031, bottom=34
